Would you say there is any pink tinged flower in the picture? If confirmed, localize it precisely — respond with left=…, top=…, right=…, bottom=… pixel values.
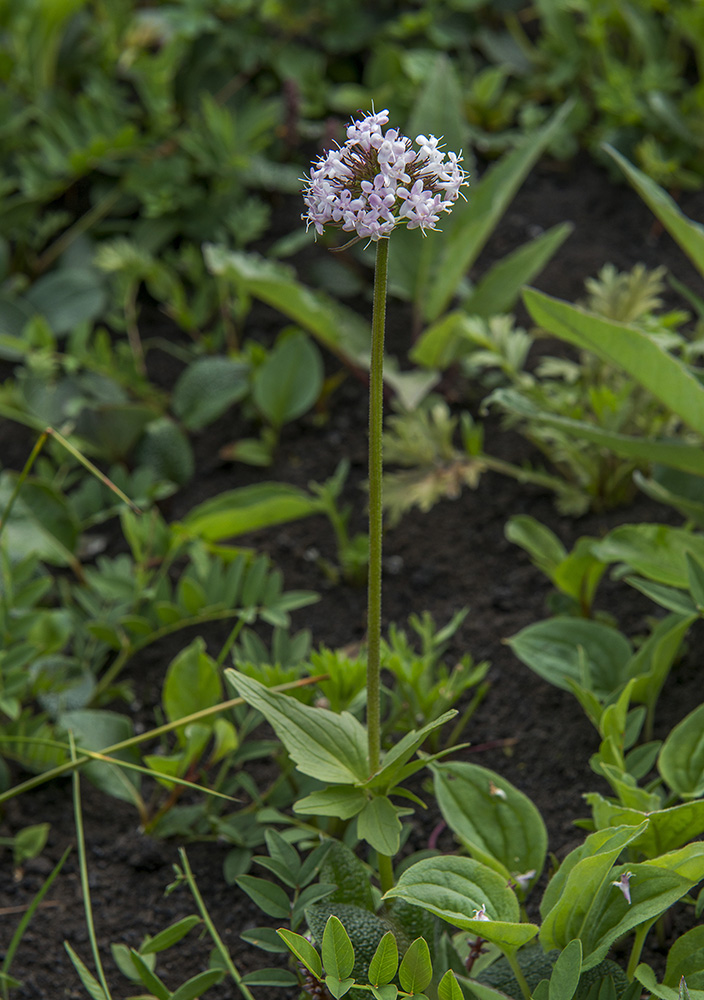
left=612, top=871, right=634, bottom=905
left=301, top=109, right=469, bottom=242
left=511, top=870, right=536, bottom=891
left=472, top=904, right=491, bottom=922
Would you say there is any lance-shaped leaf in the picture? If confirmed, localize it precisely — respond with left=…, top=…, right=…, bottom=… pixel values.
left=548, top=940, right=582, bottom=1000
left=225, top=672, right=369, bottom=784
left=522, top=287, right=704, bottom=437
left=433, top=761, right=546, bottom=889
left=664, top=926, right=704, bottom=990
left=659, top=703, right=704, bottom=800
left=384, top=856, right=538, bottom=954
left=365, top=711, right=457, bottom=792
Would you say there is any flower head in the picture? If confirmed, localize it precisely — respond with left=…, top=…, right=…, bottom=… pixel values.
left=302, top=109, right=468, bottom=242
left=611, top=870, right=634, bottom=905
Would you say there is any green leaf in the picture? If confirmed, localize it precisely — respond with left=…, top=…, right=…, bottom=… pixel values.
left=384, top=856, right=538, bottom=953
left=371, top=985, right=399, bottom=1000
left=135, top=417, right=194, bottom=486
left=63, top=943, right=108, bottom=1000
left=368, top=932, right=399, bottom=987
left=522, top=287, right=704, bottom=438
left=277, top=929, right=323, bottom=979
left=240, top=927, right=288, bottom=953
left=593, top=525, right=704, bottom=589
left=170, top=969, right=225, bottom=999
left=322, top=915, right=355, bottom=981
left=406, top=55, right=468, bottom=168
left=326, top=974, right=356, bottom=998
left=507, top=618, right=632, bottom=699
left=225, top=672, right=369, bottom=784
left=252, top=331, right=323, bottom=428
left=239, top=968, right=298, bottom=987
left=180, top=482, right=319, bottom=540
left=162, top=639, right=222, bottom=740
left=636, top=964, right=704, bottom=1000
left=549, top=939, right=582, bottom=1000
left=463, top=223, right=573, bottom=319
left=367, top=711, right=457, bottom=793
left=172, top=356, right=250, bottom=431
left=318, top=840, right=376, bottom=909
left=25, top=267, right=106, bottom=336
left=128, top=950, right=170, bottom=999
left=605, top=146, right=704, bottom=281
left=438, top=968, right=465, bottom=1000
left=139, top=915, right=201, bottom=954
left=686, top=553, right=704, bottom=611
left=356, top=796, right=403, bottom=856
left=424, top=100, right=574, bottom=322
left=235, top=875, right=291, bottom=919
left=664, top=926, right=704, bottom=989
left=294, top=786, right=367, bottom=820
left=399, top=938, right=433, bottom=995
left=659, top=703, right=704, bottom=799
left=60, top=709, right=141, bottom=805
left=433, top=761, right=547, bottom=888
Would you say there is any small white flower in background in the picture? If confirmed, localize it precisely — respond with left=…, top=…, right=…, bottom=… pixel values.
left=302, top=109, right=468, bottom=242
left=512, top=869, right=537, bottom=892
left=611, top=870, right=634, bottom=905
left=472, top=904, right=491, bottom=921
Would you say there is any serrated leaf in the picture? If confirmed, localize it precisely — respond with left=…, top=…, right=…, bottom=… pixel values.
left=399, top=938, right=432, bottom=995
left=322, top=915, right=355, bottom=981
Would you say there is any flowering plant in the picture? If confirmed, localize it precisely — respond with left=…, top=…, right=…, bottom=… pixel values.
left=302, top=109, right=467, bottom=242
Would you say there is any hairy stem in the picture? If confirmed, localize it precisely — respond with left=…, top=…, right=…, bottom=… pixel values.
left=366, top=237, right=389, bottom=775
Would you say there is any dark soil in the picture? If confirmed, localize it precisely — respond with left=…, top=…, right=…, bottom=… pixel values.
left=2, top=153, right=704, bottom=1000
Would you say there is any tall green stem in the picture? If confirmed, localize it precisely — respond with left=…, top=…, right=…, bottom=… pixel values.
left=367, top=237, right=389, bottom=776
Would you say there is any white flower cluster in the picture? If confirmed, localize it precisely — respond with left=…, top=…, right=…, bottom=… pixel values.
left=302, top=109, right=468, bottom=242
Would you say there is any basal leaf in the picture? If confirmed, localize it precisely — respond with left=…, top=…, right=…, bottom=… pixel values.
left=592, top=525, right=704, bottom=589
left=549, top=939, right=582, bottom=1000
left=225, top=672, right=369, bottom=784
left=659, top=703, right=704, bottom=799
left=433, top=761, right=547, bottom=889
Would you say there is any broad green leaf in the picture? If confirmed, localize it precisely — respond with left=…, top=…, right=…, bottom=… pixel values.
left=399, top=938, right=433, bottom=995
left=409, top=310, right=476, bottom=369
left=139, top=915, right=201, bottom=954
left=549, top=940, right=582, bottom=1000
left=664, top=926, right=704, bottom=989
left=424, top=100, right=574, bottom=322
left=277, top=929, right=323, bottom=980
left=322, top=915, right=355, bottom=981
left=505, top=514, right=567, bottom=577
left=659, top=704, right=704, bottom=799
left=0, top=473, right=79, bottom=566
left=593, top=525, right=704, bottom=589
left=180, top=482, right=319, bottom=540
left=626, top=613, right=695, bottom=708
left=406, top=55, right=468, bottom=168
left=438, top=969, right=465, bottom=1000
left=540, top=824, right=647, bottom=924
left=25, top=266, right=106, bottom=336
left=490, top=390, right=704, bottom=478
left=318, top=840, right=375, bottom=910
left=135, top=417, right=194, bottom=486
left=384, top=856, right=538, bottom=953
left=225, top=672, right=369, bottom=784
left=162, top=639, right=221, bottom=739
left=252, top=331, right=323, bottom=428
left=433, top=761, right=546, bottom=887
left=371, top=985, right=399, bottom=1000
left=605, top=146, right=704, bottom=281
left=356, top=796, right=403, bottom=856
left=172, top=357, right=250, bottom=431
left=235, top=875, right=291, bottom=919
left=368, top=932, right=399, bottom=987
left=507, top=617, right=632, bottom=699
left=463, top=223, right=573, bottom=319
left=522, top=288, right=704, bottom=437
left=636, top=964, right=704, bottom=1000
